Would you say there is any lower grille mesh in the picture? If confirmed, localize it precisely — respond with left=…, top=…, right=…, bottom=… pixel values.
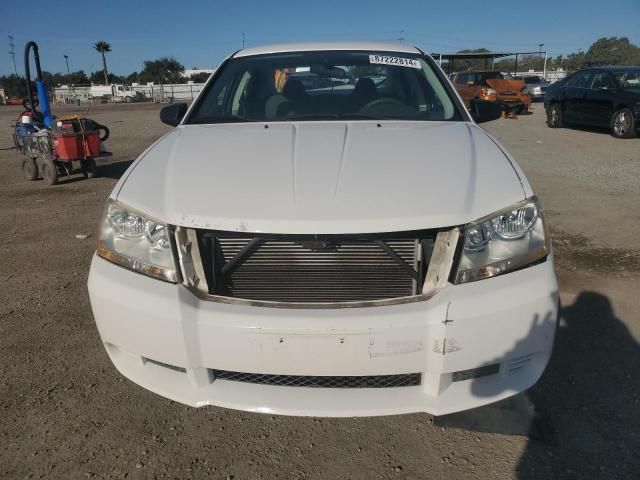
left=213, top=370, right=422, bottom=388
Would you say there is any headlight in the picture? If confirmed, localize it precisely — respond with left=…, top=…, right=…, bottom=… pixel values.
left=480, top=87, right=497, bottom=96
left=97, top=199, right=178, bottom=282
left=455, top=199, right=550, bottom=284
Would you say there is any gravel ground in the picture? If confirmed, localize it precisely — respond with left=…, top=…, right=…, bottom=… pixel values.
left=0, top=103, right=638, bottom=479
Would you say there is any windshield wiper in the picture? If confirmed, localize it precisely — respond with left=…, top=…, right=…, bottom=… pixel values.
left=283, top=113, right=386, bottom=121
left=187, top=114, right=254, bottom=124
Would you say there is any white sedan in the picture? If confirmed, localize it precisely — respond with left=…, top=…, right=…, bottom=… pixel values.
left=88, top=42, right=558, bottom=417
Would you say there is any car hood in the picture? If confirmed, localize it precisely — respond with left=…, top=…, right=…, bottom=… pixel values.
left=116, top=121, right=527, bottom=234
left=486, top=79, right=525, bottom=93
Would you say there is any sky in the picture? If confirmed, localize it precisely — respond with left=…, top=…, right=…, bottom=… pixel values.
left=1, top=0, right=639, bottom=76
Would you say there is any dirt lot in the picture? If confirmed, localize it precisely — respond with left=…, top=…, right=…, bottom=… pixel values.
left=1, top=103, right=638, bottom=479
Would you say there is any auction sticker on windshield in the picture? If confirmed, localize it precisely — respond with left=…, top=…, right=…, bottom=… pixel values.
left=369, top=55, right=421, bottom=69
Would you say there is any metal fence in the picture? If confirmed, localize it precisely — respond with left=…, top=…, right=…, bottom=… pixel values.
left=130, top=84, right=206, bottom=102
left=52, top=83, right=206, bottom=104
left=521, top=70, right=567, bottom=83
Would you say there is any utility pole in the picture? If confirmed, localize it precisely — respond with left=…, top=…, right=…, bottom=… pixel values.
left=242, top=32, right=245, bottom=49
left=396, top=30, right=405, bottom=43
left=8, top=35, right=17, bottom=76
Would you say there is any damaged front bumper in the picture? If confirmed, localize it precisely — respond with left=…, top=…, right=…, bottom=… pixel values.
left=88, top=253, right=558, bottom=417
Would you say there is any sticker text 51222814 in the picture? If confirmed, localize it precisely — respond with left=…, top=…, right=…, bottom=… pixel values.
left=369, top=55, right=421, bottom=69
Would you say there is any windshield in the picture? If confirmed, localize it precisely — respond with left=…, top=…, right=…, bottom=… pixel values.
left=483, top=72, right=514, bottom=80
left=613, top=70, right=640, bottom=91
left=186, top=51, right=460, bottom=124
left=523, top=76, right=543, bottom=84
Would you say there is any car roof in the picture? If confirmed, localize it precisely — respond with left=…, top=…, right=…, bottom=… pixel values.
left=233, top=42, right=421, bottom=58
left=583, top=66, right=640, bottom=72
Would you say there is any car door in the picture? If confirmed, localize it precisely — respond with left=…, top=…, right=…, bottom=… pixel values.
left=563, top=70, right=594, bottom=124
left=583, top=71, right=617, bottom=127
left=454, top=73, right=472, bottom=106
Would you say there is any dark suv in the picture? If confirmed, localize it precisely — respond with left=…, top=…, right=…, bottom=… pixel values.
left=544, top=67, right=640, bottom=138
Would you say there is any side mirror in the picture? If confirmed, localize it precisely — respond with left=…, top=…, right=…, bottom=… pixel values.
left=470, top=99, right=502, bottom=124
left=160, top=102, right=188, bottom=126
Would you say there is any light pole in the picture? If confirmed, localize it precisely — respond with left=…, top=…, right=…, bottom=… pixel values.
left=8, top=35, right=17, bottom=76
left=538, top=43, right=544, bottom=72
left=64, top=54, right=70, bottom=75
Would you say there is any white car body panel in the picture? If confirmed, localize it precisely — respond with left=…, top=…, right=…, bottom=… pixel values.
left=89, top=254, right=557, bottom=417
left=89, top=43, right=558, bottom=416
left=117, top=121, right=526, bottom=234
left=234, top=41, right=420, bottom=58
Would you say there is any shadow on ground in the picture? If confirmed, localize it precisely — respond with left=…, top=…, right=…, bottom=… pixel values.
left=436, top=292, right=640, bottom=479
left=98, top=159, right=135, bottom=179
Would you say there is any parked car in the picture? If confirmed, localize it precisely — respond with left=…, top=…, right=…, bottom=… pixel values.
left=88, top=42, right=557, bottom=417
left=545, top=67, right=640, bottom=138
left=516, top=75, right=550, bottom=101
left=452, top=71, right=531, bottom=113
left=5, top=96, right=25, bottom=106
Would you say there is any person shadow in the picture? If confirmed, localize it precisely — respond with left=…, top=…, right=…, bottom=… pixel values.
left=435, top=292, right=640, bottom=479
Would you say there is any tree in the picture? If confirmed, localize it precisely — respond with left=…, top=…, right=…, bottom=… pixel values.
left=452, top=48, right=492, bottom=71
left=126, top=71, right=140, bottom=84
left=94, top=41, right=112, bottom=85
left=138, top=57, right=185, bottom=84
left=90, top=70, right=125, bottom=85
left=0, top=74, right=27, bottom=97
left=189, top=72, right=211, bottom=83
left=565, top=51, right=587, bottom=72
left=584, top=37, right=640, bottom=66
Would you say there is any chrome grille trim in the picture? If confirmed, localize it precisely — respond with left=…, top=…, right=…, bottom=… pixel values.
left=213, top=370, right=422, bottom=388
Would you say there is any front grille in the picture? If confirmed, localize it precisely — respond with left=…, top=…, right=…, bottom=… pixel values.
left=197, top=231, right=435, bottom=303
left=213, top=370, right=422, bottom=388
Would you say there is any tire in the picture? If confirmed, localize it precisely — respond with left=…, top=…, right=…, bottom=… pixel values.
left=97, top=124, right=109, bottom=141
left=518, top=104, right=529, bottom=115
left=22, top=158, right=39, bottom=181
left=81, top=158, right=98, bottom=179
left=547, top=103, right=564, bottom=128
left=42, top=160, right=59, bottom=186
left=611, top=108, right=637, bottom=139
left=124, top=96, right=132, bottom=103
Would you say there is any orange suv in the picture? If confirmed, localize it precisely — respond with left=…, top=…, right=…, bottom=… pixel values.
left=452, top=71, right=531, bottom=113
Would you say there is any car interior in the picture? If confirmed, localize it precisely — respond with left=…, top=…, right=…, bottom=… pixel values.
left=188, top=55, right=457, bottom=123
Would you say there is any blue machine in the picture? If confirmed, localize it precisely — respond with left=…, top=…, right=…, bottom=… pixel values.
left=24, top=41, right=53, bottom=128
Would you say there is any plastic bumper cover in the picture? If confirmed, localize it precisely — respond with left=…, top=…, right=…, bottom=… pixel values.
left=88, top=254, right=558, bottom=417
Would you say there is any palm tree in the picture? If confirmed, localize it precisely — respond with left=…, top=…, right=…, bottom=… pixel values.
left=93, top=41, right=111, bottom=85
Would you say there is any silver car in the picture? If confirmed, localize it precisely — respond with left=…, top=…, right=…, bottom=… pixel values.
left=518, top=75, right=550, bottom=101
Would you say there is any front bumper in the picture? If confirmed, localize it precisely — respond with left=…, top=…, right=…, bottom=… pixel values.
left=88, top=254, right=558, bottom=417
left=498, top=94, right=532, bottom=108
left=528, top=90, right=546, bottom=100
